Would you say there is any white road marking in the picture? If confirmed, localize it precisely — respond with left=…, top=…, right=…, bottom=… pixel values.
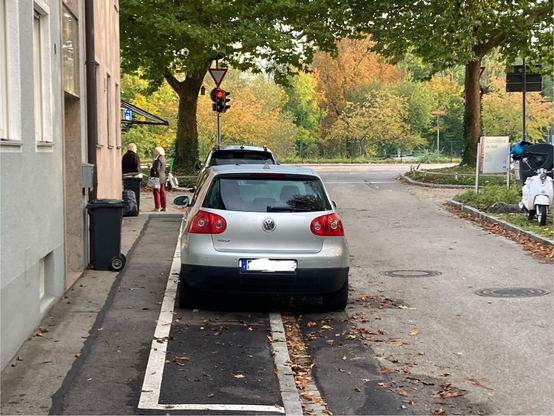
left=137, top=220, right=288, bottom=414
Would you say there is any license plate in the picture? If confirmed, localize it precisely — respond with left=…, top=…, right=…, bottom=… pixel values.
left=240, top=259, right=297, bottom=272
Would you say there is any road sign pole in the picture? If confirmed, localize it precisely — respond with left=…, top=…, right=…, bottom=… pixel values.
left=522, top=58, right=526, bottom=142
left=216, top=112, right=221, bottom=147
left=436, top=114, right=440, bottom=152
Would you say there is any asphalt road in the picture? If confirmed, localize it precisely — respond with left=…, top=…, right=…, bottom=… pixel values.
left=2, top=164, right=552, bottom=416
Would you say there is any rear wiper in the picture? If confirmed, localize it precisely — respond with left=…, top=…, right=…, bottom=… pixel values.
left=266, top=206, right=312, bottom=212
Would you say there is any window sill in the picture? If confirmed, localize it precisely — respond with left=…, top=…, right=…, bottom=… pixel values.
left=37, top=141, right=54, bottom=152
left=0, top=140, right=23, bottom=153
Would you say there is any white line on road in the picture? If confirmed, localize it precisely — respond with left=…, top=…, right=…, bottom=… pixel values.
left=138, top=220, right=289, bottom=414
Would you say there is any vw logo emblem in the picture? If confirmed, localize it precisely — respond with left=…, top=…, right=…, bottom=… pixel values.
left=262, top=218, right=276, bottom=232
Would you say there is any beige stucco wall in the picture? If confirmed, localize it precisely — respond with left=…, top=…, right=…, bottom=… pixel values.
left=93, top=0, right=121, bottom=199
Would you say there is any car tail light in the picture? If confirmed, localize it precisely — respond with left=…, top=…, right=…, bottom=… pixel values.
left=310, top=213, right=344, bottom=236
left=189, top=210, right=227, bottom=234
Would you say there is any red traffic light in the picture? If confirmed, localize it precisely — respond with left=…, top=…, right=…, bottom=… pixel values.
left=216, top=89, right=225, bottom=99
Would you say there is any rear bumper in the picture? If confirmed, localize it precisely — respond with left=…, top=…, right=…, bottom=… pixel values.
left=181, top=264, right=349, bottom=295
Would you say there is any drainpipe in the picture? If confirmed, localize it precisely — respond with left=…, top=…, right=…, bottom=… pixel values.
left=85, top=0, right=97, bottom=200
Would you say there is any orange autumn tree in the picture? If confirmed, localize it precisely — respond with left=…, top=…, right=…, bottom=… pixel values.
left=313, top=38, right=402, bottom=134
left=482, top=76, right=552, bottom=142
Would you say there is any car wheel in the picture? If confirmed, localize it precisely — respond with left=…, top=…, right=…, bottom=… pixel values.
left=537, top=205, right=547, bottom=226
left=322, top=278, right=348, bottom=311
left=178, top=274, right=202, bottom=309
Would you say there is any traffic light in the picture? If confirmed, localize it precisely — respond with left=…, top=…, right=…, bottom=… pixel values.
left=221, top=90, right=231, bottom=113
left=210, top=88, right=231, bottom=113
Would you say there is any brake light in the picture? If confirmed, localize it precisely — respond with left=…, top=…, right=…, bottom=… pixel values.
left=189, top=210, right=227, bottom=234
left=310, top=213, right=344, bottom=236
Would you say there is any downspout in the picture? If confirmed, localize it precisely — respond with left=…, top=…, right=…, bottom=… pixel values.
left=85, top=0, right=97, bottom=200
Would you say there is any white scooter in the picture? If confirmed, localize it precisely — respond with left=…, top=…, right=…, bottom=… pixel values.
left=519, top=158, right=554, bottom=226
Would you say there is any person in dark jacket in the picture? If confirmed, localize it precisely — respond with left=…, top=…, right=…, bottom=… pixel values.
left=151, top=146, right=167, bottom=212
left=122, top=143, right=141, bottom=174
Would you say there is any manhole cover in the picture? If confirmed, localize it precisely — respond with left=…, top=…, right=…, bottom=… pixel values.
left=381, top=270, right=442, bottom=278
left=476, top=288, right=550, bottom=298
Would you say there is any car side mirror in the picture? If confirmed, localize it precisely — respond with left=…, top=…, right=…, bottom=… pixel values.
left=173, top=195, right=190, bottom=207
left=194, top=160, right=203, bottom=171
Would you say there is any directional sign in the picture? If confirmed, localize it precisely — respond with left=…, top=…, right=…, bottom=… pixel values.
left=209, top=68, right=228, bottom=87
left=124, top=109, right=132, bottom=121
left=431, top=110, right=445, bottom=115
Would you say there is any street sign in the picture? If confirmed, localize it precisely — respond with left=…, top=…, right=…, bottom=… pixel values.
left=431, top=110, right=445, bottom=115
left=506, top=65, right=542, bottom=92
left=478, top=136, right=510, bottom=174
left=123, top=109, right=132, bottom=121
left=209, top=68, right=227, bottom=87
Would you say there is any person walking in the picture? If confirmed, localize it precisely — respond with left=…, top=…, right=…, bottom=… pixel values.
left=122, top=143, right=141, bottom=174
left=151, top=146, right=167, bottom=212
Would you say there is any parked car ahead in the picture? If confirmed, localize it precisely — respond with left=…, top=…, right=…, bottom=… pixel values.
left=195, top=145, right=277, bottom=171
left=173, top=164, right=350, bottom=310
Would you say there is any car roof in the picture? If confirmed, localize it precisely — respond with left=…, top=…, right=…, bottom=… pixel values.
left=209, top=164, right=318, bottom=177
left=211, top=145, right=273, bottom=153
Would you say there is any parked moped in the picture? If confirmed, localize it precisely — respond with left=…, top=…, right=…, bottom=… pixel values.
left=519, top=158, right=554, bottom=226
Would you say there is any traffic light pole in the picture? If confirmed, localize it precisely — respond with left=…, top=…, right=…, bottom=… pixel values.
left=217, top=112, right=221, bottom=147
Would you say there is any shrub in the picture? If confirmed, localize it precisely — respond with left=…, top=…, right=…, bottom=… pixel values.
left=453, top=185, right=521, bottom=211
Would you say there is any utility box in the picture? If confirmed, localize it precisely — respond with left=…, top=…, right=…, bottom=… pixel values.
left=82, top=163, right=95, bottom=189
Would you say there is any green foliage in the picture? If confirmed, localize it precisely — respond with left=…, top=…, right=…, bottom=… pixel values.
left=453, top=186, right=521, bottom=210
left=414, top=150, right=449, bottom=164
left=493, top=213, right=553, bottom=239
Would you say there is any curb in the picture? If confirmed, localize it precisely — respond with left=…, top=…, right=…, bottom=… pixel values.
left=446, top=200, right=553, bottom=247
left=400, top=173, right=471, bottom=189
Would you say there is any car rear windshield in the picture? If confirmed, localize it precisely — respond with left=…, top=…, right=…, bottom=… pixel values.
left=209, top=151, right=275, bottom=166
left=204, top=175, right=332, bottom=212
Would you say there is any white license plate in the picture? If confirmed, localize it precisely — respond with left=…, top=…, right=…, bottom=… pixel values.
left=240, top=259, right=297, bottom=272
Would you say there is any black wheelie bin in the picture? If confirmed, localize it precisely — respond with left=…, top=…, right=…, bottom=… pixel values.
left=513, top=143, right=554, bottom=186
left=86, top=199, right=126, bottom=271
left=123, top=172, right=144, bottom=212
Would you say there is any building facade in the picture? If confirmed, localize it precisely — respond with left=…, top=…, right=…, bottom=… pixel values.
left=0, top=0, right=121, bottom=371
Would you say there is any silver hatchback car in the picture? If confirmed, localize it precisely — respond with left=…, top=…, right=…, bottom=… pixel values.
left=174, top=164, right=350, bottom=310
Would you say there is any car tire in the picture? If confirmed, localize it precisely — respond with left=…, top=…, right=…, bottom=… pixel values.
left=178, top=274, right=202, bottom=309
left=322, top=278, right=348, bottom=311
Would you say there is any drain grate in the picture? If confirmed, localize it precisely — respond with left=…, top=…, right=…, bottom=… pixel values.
left=381, top=270, right=442, bottom=278
left=476, top=287, right=550, bottom=298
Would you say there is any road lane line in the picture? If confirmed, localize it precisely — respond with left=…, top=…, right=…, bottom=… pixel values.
left=138, top=220, right=287, bottom=414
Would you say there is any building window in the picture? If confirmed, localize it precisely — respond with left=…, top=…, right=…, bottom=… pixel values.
left=33, top=10, right=43, bottom=142
left=33, top=1, right=53, bottom=144
left=96, top=63, right=102, bottom=145
left=0, top=0, right=8, bottom=140
left=62, top=6, right=79, bottom=96
left=107, top=72, right=112, bottom=147
left=115, top=82, right=121, bottom=148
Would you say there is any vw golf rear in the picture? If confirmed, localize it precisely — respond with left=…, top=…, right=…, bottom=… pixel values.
left=177, top=165, right=349, bottom=310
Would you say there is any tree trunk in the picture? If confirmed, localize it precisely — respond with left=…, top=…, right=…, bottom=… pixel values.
left=165, top=65, right=210, bottom=173
left=460, top=60, right=482, bottom=167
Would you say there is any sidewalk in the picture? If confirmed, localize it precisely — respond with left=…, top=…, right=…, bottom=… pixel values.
left=0, top=189, right=188, bottom=416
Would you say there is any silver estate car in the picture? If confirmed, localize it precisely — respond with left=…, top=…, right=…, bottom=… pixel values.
left=174, top=164, right=350, bottom=310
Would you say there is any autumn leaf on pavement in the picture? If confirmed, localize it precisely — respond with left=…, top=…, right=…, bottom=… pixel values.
left=74, top=353, right=82, bottom=358
left=273, top=368, right=279, bottom=375
left=439, top=372, right=450, bottom=377
left=379, top=367, right=388, bottom=373
left=354, top=387, right=361, bottom=392
left=274, top=404, right=282, bottom=410
left=307, top=322, right=318, bottom=327
left=234, top=374, right=245, bottom=378
left=432, top=408, right=445, bottom=415
left=440, top=391, right=463, bottom=399
left=322, top=410, right=333, bottom=415
left=399, top=391, right=408, bottom=396
left=409, top=330, right=421, bottom=336
left=321, top=325, right=333, bottom=330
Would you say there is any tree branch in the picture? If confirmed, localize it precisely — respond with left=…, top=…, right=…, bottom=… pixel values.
left=164, top=69, right=181, bottom=93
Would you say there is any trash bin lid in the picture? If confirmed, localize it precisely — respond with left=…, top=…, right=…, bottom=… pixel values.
left=123, top=172, right=144, bottom=179
left=86, top=199, right=125, bottom=210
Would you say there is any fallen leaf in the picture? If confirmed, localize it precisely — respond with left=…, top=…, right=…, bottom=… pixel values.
left=439, top=372, right=450, bottom=377
left=379, top=367, right=388, bottom=373
left=16, top=356, right=23, bottom=361
left=307, top=322, right=318, bottom=327
left=354, top=387, right=361, bottom=392
left=321, top=325, right=333, bottom=330
left=432, top=409, right=445, bottom=415
left=193, top=309, right=200, bottom=313
left=274, top=404, right=283, bottom=410
left=440, top=391, right=463, bottom=399
left=74, top=353, right=82, bottom=358
left=273, top=368, right=279, bottom=375
left=461, top=377, right=493, bottom=390
left=142, top=307, right=150, bottom=310
left=322, top=410, right=333, bottom=415
left=409, top=330, right=421, bottom=336
left=234, top=374, right=245, bottom=379
left=399, top=391, right=408, bottom=396
left=207, top=393, right=214, bottom=398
